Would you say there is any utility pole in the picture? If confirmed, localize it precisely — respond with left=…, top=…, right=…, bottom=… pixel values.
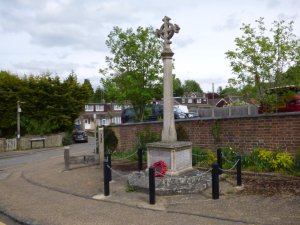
left=17, top=100, right=25, bottom=149
left=212, top=82, right=215, bottom=104
left=17, top=100, right=21, bottom=149
left=94, top=113, right=97, bottom=153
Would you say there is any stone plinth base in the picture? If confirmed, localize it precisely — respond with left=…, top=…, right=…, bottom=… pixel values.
left=127, top=169, right=211, bottom=195
left=146, top=141, right=192, bottom=176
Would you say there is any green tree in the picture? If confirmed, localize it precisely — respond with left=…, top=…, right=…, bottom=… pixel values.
left=173, top=75, right=184, bottom=97
left=93, top=86, right=106, bottom=103
left=82, top=79, right=94, bottom=103
left=0, top=71, right=25, bottom=137
left=225, top=17, right=300, bottom=106
left=0, top=71, right=89, bottom=137
left=183, top=79, right=203, bottom=93
left=100, top=26, right=163, bottom=121
left=218, top=85, right=240, bottom=98
left=284, top=62, right=300, bottom=86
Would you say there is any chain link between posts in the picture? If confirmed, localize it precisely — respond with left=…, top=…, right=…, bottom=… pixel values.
left=112, top=150, right=138, bottom=160
left=219, top=158, right=240, bottom=172
left=222, top=154, right=235, bottom=164
left=192, top=153, right=208, bottom=157
left=105, top=164, right=129, bottom=179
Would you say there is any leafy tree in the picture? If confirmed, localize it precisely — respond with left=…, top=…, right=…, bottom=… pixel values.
left=173, top=74, right=184, bottom=97
left=100, top=26, right=163, bottom=121
left=225, top=17, right=300, bottom=107
left=284, top=62, right=300, bottom=86
left=93, top=86, right=106, bottom=103
left=0, top=71, right=25, bottom=137
left=82, top=79, right=94, bottom=103
left=0, top=71, right=89, bottom=137
left=218, top=85, right=240, bottom=98
left=182, top=79, right=203, bottom=93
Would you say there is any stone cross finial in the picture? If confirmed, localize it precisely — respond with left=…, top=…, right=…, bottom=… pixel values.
left=156, top=16, right=180, bottom=47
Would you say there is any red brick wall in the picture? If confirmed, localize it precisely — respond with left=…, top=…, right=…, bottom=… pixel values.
left=110, top=112, right=300, bottom=152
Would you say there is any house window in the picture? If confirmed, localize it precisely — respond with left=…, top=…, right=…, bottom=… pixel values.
left=101, top=119, right=108, bottom=126
left=95, top=105, right=104, bottom=111
left=188, top=98, right=193, bottom=103
left=114, top=105, right=122, bottom=111
left=85, top=105, right=94, bottom=112
left=113, top=116, right=121, bottom=124
left=197, top=98, right=202, bottom=104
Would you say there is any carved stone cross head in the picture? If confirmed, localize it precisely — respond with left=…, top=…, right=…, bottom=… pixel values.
left=156, top=16, right=180, bottom=47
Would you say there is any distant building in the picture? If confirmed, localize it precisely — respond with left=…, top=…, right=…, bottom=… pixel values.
left=174, top=92, right=209, bottom=109
left=77, top=103, right=128, bottom=130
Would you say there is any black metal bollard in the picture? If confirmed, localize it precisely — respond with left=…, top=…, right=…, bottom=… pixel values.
left=217, top=148, right=223, bottom=175
left=149, top=166, right=155, bottom=205
left=212, top=162, right=219, bottom=199
left=103, top=159, right=110, bottom=196
left=138, top=147, right=143, bottom=171
left=236, top=155, right=242, bottom=186
left=105, top=153, right=112, bottom=181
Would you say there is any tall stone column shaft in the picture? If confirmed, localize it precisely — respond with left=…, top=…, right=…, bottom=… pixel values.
left=161, top=50, right=177, bottom=142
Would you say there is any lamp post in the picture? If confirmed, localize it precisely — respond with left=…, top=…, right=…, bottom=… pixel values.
left=17, top=100, right=25, bottom=149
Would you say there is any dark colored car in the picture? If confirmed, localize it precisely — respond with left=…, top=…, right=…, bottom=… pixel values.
left=173, top=107, right=188, bottom=119
left=186, top=112, right=199, bottom=118
left=121, top=104, right=189, bottom=123
left=121, top=104, right=163, bottom=123
left=73, top=130, right=88, bottom=143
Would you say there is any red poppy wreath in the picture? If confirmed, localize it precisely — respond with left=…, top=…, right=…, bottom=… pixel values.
left=153, top=160, right=167, bottom=177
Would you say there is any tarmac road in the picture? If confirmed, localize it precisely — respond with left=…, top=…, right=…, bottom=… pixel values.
left=0, top=212, right=20, bottom=225
left=0, top=140, right=299, bottom=225
left=0, top=140, right=95, bottom=170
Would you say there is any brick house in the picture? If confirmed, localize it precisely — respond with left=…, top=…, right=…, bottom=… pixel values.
left=77, top=102, right=128, bottom=130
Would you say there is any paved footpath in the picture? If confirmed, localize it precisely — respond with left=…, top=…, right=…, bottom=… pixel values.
left=0, top=149, right=299, bottom=225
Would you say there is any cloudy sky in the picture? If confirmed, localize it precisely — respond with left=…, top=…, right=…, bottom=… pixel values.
left=0, top=0, right=299, bottom=92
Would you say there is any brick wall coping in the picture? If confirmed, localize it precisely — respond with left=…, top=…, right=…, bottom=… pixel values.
left=111, top=111, right=300, bottom=127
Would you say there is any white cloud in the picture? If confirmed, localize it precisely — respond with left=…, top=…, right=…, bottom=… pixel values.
left=13, top=60, right=79, bottom=75
left=213, top=13, right=241, bottom=31
left=0, top=0, right=299, bottom=92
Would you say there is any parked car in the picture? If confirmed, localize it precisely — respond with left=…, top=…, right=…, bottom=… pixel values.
left=173, top=107, right=188, bottom=119
left=186, top=112, right=199, bottom=118
left=121, top=104, right=190, bottom=123
left=121, top=104, right=163, bottom=123
left=73, top=130, right=88, bottom=143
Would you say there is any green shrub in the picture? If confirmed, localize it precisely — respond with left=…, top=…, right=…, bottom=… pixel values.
left=104, top=126, right=118, bottom=153
left=112, top=149, right=139, bottom=162
left=192, top=147, right=216, bottom=168
left=242, top=148, right=272, bottom=172
left=62, top=132, right=73, bottom=146
left=294, top=149, right=300, bottom=172
left=271, top=152, right=294, bottom=172
left=192, top=147, right=207, bottom=166
left=242, top=148, right=295, bottom=173
left=221, top=147, right=238, bottom=169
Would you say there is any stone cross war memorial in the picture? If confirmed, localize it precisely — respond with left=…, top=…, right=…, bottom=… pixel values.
left=147, top=16, right=193, bottom=176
